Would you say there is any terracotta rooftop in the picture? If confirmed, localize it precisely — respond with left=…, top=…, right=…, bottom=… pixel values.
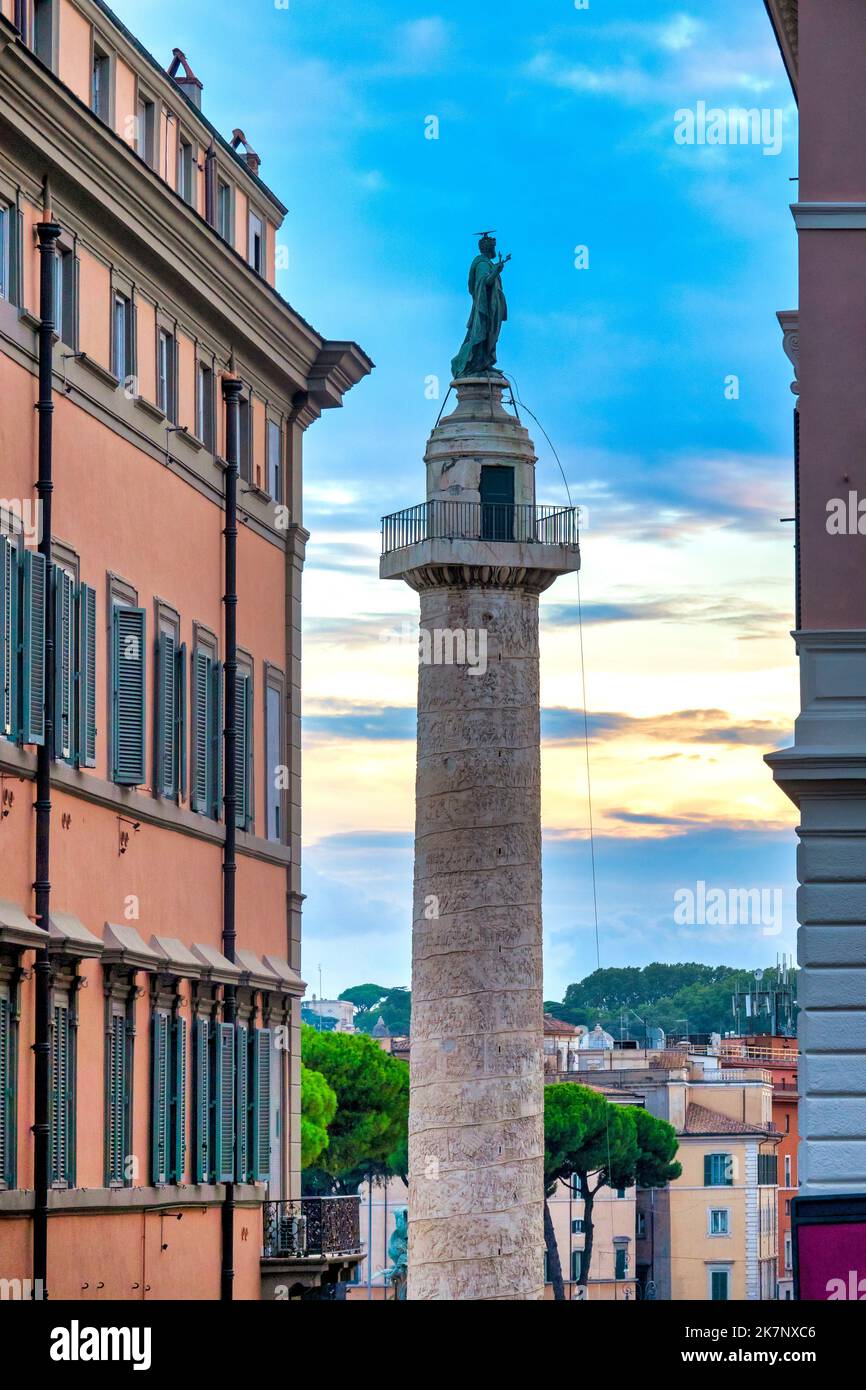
left=543, top=1014, right=582, bottom=1035
left=650, top=1051, right=688, bottom=1070
left=684, top=1103, right=775, bottom=1138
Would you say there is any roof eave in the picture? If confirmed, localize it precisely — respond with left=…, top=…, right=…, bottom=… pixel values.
left=764, top=0, right=799, bottom=101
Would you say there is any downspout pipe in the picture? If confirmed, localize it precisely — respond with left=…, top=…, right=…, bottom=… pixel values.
left=33, top=206, right=62, bottom=1297
left=220, top=369, right=243, bottom=1301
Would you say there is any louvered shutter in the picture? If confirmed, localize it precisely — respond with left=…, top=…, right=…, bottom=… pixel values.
left=151, top=1010, right=171, bottom=1184
left=50, top=1003, right=72, bottom=1186
left=111, top=605, right=146, bottom=784
left=251, top=1028, right=271, bottom=1182
left=53, top=567, right=75, bottom=760
left=191, top=649, right=210, bottom=812
left=9, top=206, right=23, bottom=309
left=213, top=1022, right=235, bottom=1184
left=106, top=1012, right=127, bottom=1184
left=156, top=631, right=177, bottom=797
left=235, top=1023, right=249, bottom=1182
left=21, top=550, right=46, bottom=746
left=176, top=642, right=187, bottom=799
left=235, top=670, right=251, bottom=830
left=194, top=1017, right=210, bottom=1182
left=77, top=583, right=97, bottom=766
left=0, top=536, right=18, bottom=740
left=172, top=1015, right=187, bottom=1182
left=211, top=660, right=223, bottom=821
left=0, top=995, right=13, bottom=1188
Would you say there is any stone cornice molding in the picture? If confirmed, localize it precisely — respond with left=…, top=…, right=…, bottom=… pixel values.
left=765, top=0, right=798, bottom=97
left=777, top=310, right=799, bottom=397
left=792, top=203, right=866, bottom=230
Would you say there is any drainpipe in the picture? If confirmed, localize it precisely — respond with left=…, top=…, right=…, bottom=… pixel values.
left=220, top=367, right=243, bottom=1301
left=33, top=193, right=61, bottom=1297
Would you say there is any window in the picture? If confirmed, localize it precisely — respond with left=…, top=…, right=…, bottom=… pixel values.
left=54, top=566, right=75, bottom=763
left=50, top=992, right=75, bottom=1186
left=636, top=1212, right=646, bottom=1239
left=191, top=639, right=222, bottom=820
left=616, top=1187, right=627, bottom=1199
left=238, top=396, right=251, bottom=480
left=250, top=1027, right=271, bottom=1182
left=758, top=1153, right=778, bottom=1187
left=785, top=1199, right=791, bottom=1217
left=1, top=535, right=49, bottom=748
left=33, top=0, right=54, bottom=66
left=614, top=1247, right=628, bottom=1281
left=267, top=419, right=282, bottom=501
left=785, top=1113, right=790, bottom=1134
left=571, top=1250, right=582, bottom=1284
left=154, top=614, right=186, bottom=801
left=213, top=1022, right=235, bottom=1184
left=197, top=361, right=214, bottom=451
left=265, top=671, right=284, bottom=842
left=92, top=45, right=110, bottom=122
left=235, top=664, right=253, bottom=832
left=136, top=96, right=156, bottom=168
left=709, top=1208, right=730, bottom=1237
left=54, top=245, right=77, bottom=347
left=105, top=999, right=132, bottom=1186
left=248, top=210, right=264, bottom=274
left=704, top=1153, right=734, bottom=1187
left=111, top=598, right=146, bottom=785
left=784, top=1154, right=792, bottom=1187
left=177, top=137, right=194, bottom=205
left=112, top=292, right=133, bottom=385
left=193, top=1016, right=211, bottom=1182
left=710, top=1268, right=730, bottom=1302
left=571, top=1218, right=585, bottom=1235
left=0, top=983, right=16, bottom=1189
left=157, top=328, right=176, bottom=420
left=0, top=202, right=9, bottom=302
left=217, top=180, right=233, bottom=241
left=784, top=1233, right=792, bottom=1272
left=151, top=1008, right=186, bottom=1185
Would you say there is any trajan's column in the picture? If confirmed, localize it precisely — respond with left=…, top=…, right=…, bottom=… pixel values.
left=380, top=236, right=580, bottom=1299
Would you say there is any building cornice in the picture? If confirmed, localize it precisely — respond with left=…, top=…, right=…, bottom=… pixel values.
left=764, top=0, right=798, bottom=99
left=0, top=32, right=372, bottom=404
left=792, top=202, right=866, bottom=230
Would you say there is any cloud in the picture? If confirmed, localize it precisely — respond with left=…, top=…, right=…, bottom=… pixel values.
left=541, top=706, right=791, bottom=749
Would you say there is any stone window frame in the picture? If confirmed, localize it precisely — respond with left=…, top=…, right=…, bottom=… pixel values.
left=707, top=1206, right=731, bottom=1238
left=263, top=661, right=287, bottom=845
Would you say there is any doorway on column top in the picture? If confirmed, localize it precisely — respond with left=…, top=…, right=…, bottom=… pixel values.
left=480, top=465, right=515, bottom=542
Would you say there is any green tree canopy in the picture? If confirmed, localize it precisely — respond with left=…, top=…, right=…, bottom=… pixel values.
left=338, top=983, right=389, bottom=1012
left=353, top=986, right=412, bottom=1037
left=300, top=1062, right=337, bottom=1170
left=301, top=1025, right=409, bottom=1192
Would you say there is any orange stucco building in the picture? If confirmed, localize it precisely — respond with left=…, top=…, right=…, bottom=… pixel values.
left=0, top=0, right=370, bottom=1299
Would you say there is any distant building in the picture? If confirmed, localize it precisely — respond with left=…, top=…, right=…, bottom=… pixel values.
left=302, top=998, right=356, bottom=1033
left=543, top=1014, right=586, bottom=1074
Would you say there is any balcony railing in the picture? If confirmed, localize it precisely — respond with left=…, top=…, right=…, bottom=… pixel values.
left=381, top=501, right=580, bottom=555
left=262, top=1196, right=363, bottom=1259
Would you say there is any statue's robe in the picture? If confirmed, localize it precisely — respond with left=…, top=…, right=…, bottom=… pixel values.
left=450, top=254, right=508, bottom=379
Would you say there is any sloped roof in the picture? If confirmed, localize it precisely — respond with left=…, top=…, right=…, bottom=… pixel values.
left=543, top=1013, right=582, bottom=1035
left=684, top=1102, right=774, bottom=1138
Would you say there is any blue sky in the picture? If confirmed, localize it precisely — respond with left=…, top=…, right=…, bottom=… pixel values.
left=114, top=0, right=801, bottom=999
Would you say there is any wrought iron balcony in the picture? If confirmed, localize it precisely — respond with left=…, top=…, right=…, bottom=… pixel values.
left=380, top=501, right=580, bottom=556
left=262, top=1196, right=363, bottom=1259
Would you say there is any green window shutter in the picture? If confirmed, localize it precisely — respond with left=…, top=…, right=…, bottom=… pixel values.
left=21, top=551, right=46, bottom=746
left=212, top=1021, right=235, bottom=1183
left=191, top=649, right=210, bottom=812
left=77, top=583, right=97, bottom=766
left=106, top=1012, right=128, bottom=1185
left=111, top=605, right=146, bottom=784
left=704, top=1154, right=712, bottom=1186
left=171, top=1015, right=187, bottom=1183
left=0, top=995, right=14, bottom=1188
left=0, top=536, right=19, bottom=740
left=251, top=1027, right=271, bottom=1182
left=156, top=631, right=177, bottom=797
left=53, top=567, right=75, bottom=760
left=176, top=642, right=187, bottom=800
left=9, top=207, right=23, bottom=309
left=50, top=1003, right=73, bottom=1186
left=210, top=659, right=223, bottom=821
left=150, top=1010, right=171, bottom=1184
left=235, top=671, right=251, bottom=830
left=72, top=256, right=81, bottom=352
left=615, top=1247, right=627, bottom=1281
left=194, top=1017, right=210, bottom=1182
left=235, top=1023, right=249, bottom=1182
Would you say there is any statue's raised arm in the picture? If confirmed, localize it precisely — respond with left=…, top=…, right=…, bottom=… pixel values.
left=450, top=233, right=511, bottom=380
